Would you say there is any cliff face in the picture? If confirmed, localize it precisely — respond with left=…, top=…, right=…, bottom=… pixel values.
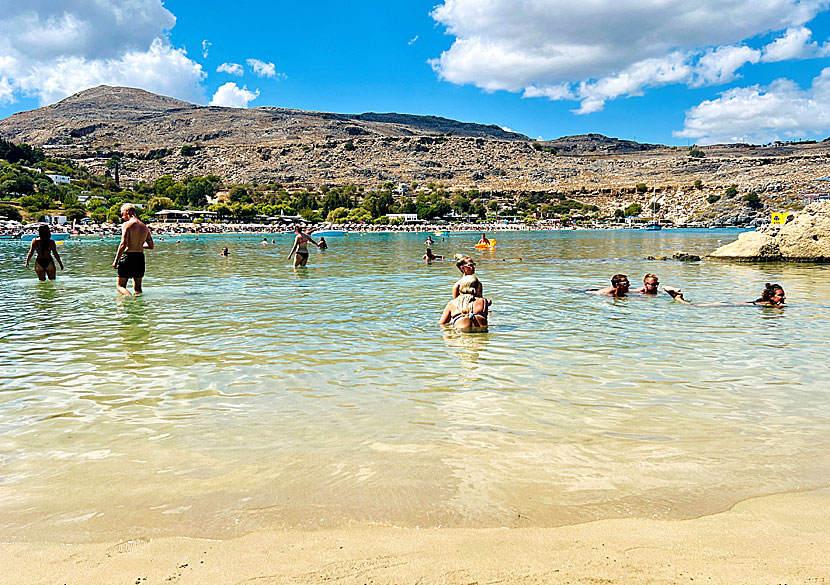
left=3, top=86, right=830, bottom=226
left=708, top=201, right=830, bottom=262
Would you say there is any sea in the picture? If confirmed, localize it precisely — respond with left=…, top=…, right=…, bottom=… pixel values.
left=1, top=229, right=829, bottom=542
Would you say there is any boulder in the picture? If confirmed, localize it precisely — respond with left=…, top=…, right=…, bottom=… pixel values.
left=707, top=201, right=830, bottom=262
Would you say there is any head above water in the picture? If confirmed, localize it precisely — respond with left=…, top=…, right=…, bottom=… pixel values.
left=642, top=273, right=659, bottom=291
left=455, top=254, right=476, bottom=274
left=611, top=274, right=630, bottom=289
left=757, top=283, right=786, bottom=305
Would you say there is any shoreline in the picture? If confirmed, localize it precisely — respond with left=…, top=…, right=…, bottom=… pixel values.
left=3, top=487, right=828, bottom=585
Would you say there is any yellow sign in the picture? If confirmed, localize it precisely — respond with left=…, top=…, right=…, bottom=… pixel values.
left=770, top=212, right=792, bottom=225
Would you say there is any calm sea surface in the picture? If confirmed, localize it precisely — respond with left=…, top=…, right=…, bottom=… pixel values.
left=1, top=229, right=829, bottom=542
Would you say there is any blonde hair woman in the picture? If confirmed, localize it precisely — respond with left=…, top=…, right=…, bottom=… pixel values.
left=439, top=275, right=490, bottom=331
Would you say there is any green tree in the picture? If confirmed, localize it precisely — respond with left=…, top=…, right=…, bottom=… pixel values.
left=184, top=176, right=216, bottom=207
left=148, top=196, right=175, bottom=212
left=0, top=203, right=22, bottom=221
left=106, top=155, right=121, bottom=185
left=694, top=179, right=703, bottom=189
left=707, top=194, right=721, bottom=204
left=725, top=185, right=738, bottom=198
left=635, top=183, right=648, bottom=193
left=744, top=191, right=762, bottom=208
left=326, top=207, right=349, bottom=222
left=624, top=203, right=643, bottom=216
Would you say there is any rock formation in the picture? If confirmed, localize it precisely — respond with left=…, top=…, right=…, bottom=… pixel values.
left=707, top=201, right=830, bottom=261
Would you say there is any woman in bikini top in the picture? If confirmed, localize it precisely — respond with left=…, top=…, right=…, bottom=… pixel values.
left=438, top=275, right=491, bottom=331
left=25, top=224, right=64, bottom=281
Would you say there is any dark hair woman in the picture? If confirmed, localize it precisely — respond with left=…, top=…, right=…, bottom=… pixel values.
left=753, top=283, right=786, bottom=306
left=25, top=224, right=64, bottom=280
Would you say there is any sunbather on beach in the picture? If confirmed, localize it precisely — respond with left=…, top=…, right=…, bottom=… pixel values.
left=452, top=254, right=483, bottom=298
left=439, top=275, right=491, bottom=331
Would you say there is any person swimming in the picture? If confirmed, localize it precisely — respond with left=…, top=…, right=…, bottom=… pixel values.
left=477, top=233, right=491, bottom=246
left=423, top=247, right=444, bottom=262
left=439, top=275, right=491, bottom=331
left=665, top=282, right=786, bottom=307
left=318, top=236, right=328, bottom=250
left=591, top=274, right=630, bottom=297
left=219, top=246, right=230, bottom=256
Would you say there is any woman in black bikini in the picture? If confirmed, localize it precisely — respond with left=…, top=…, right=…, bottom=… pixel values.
left=287, top=224, right=319, bottom=267
left=25, top=224, right=64, bottom=280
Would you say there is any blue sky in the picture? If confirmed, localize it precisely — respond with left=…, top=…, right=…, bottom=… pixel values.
left=2, top=1, right=830, bottom=145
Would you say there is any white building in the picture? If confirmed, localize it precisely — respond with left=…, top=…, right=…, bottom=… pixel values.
left=46, top=174, right=71, bottom=184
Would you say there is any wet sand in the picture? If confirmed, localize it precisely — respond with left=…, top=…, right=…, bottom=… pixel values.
left=3, top=489, right=828, bottom=585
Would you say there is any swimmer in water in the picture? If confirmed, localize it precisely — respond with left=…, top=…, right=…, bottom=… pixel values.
left=477, top=233, right=491, bottom=246
left=665, top=283, right=786, bottom=307
left=423, top=247, right=444, bottom=262
left=318, top=236, right=328, bottom=250
left=592, top=274, right=630, bottom=297
left=219, top=246, right=230, bottom=256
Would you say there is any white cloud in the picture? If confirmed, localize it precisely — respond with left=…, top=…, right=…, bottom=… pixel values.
left=0, top=0, right=205, bottom=105
left=247, top=58, right=277, bottom=78
left=430, top=0, right=830, bottom=112
left=210, top=82, right=259, bottom=108
left=408, top=35, right=419, bottom=45
left=217, top=62, right=244, bottom=76
left=0, top=77, right=14, bottom=105
left=675, top=68, right=830, bottom=144
left=761, top=26, right=822, bottom=62
left=201, top=39, right=211, bottom=59
left=692, top=45, right=761, bottom=87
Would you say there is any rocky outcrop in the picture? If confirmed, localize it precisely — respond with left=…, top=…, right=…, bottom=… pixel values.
left=707, top=201, right=830, bottom=262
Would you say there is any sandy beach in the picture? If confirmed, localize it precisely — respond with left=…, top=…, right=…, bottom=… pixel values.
left=2, top=489, right=828, bottom=585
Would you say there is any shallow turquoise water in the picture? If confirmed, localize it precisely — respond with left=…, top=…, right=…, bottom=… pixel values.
left=1, top=229, right=829, bottom=542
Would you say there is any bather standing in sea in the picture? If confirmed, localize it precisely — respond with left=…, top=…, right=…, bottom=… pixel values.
left=25, top=224, right=64, bottom=281
left=287, top=224, right=319, bottom=267
left=112, top=203, right=154, bottom=295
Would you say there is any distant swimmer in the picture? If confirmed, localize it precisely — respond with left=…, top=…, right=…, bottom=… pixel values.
left=591, top=274, right=630, bottom=297
left=439, top=275, right=491, bottom=331
left=423, top=247, right=444, bottom=262
left=425, top=235, right=434, bottom=247
left=477, top=233, right=491, bottom=246
left=219, top=246, right=230, bottom=256
left=112, top=203, right=154, bottom=295
left=666, top=282, right=786, bottom=307
left=261, top=237, right=268, bottom=246
left=452, top=254, right=483, bottom=298
left=287, top=224, right=319, bottom=267
left=25, top=224, right=64, bottom=281
left=318, top=236, right=328, bottom=250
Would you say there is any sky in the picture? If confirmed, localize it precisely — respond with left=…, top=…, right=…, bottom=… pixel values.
left=2, top=0, right=830, bottom=145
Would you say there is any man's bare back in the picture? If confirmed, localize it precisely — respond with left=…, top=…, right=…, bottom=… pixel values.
left=113, top=204, right=154, bottom=295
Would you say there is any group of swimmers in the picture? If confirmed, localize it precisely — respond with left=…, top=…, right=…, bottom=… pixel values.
left=590, top=273, right=787, bottom=307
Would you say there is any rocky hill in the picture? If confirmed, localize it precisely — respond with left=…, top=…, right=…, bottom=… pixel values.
left=0, top=85, right=528, bottom=146
left=3, top=86, right=830, bottom=226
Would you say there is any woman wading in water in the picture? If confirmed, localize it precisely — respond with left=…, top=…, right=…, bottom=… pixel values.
left=25, top=224, right=64, bottom=280
left=287, top=224, right=320, bottom=267
left=439, top=275, right=491, bottom=331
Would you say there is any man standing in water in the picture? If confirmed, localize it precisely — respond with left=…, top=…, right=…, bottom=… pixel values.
left=112, top=203, right=154, bottom=295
